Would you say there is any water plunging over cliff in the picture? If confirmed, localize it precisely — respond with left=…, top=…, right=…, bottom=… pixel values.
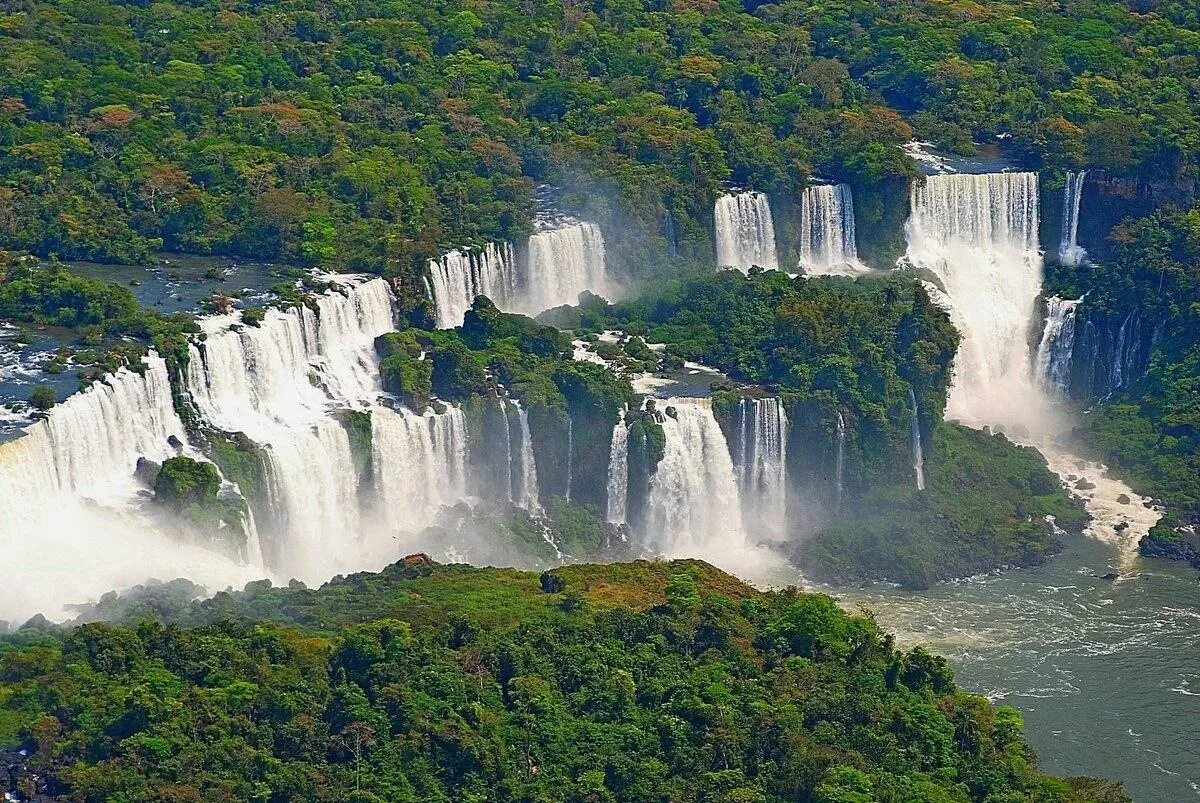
left=520, top=221, right=608, bottom=315
left=606, top=411, right=628, bottom=524
left=429, top=243, right=518, bottom=328
left=645, top=398, right=745, bottom=555
left=904, top=172, right=1049, bottom=430
left=513, top=400, right=540, bottom=511
left=714, top=191, right=778, bottom=271
left=834, top=410, right=846, bottom=508
left=1058, top=171, right=1088, bottom=266
left=799, top=184, right=864, bottom=275
left=185, top=278, right=396, bottom=581
left=1035, top=296, right=1081, bottom=396
left=908, top=387, right=926, bottom=491
left=0, top=356, right=262, bottom=621
left=371, top=405, right=469, bottom=537
left=735, top=398, right=788, bottom=535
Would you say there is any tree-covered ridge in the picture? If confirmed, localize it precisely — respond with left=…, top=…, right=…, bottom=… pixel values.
left=0, top=558, right=1129, bottom=802
left=1, top=0, right=1198, bottom=270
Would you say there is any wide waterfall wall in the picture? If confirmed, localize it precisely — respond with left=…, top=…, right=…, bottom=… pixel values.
left=644, top=399, right=745, bottom=556
left=0, top=356, right=261, bottom=621
left=429, top=222, right=608, bottom=327
left=185, top=278, right=397, bottom=582
left=799, top=184, right=864, bottom=275
left=905, top=171, right=1050, bottom=430
left=1058, top=171, right=1088, bottom=266
left=605, top=410, right=628, bottom=524
left=429, top=243, right=518, bottom=328
left=1069, top=309, right=1160, bottom=401
left=371, top=406, right=469, bottom=538
left=733, top=398, right=788, bottom=535
left=1035, top=296, right=1081, bottom=396
left=714, top=191, right=779, bottom=271
left=520, top=221, right=608, bottom=315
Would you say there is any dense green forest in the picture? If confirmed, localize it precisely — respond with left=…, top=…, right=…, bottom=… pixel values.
left=1, top=0, right=1198, bottom=275
left=0, top=558, right=1131, bottom=802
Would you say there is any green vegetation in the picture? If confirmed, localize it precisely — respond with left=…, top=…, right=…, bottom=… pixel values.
left=800, top=424, right=1088, bottom=589
left=0, top=558, right=1127, bottom=802
left=25, top=384, right=54, bottom=412
left=1, top=0, right=1197, bottom=278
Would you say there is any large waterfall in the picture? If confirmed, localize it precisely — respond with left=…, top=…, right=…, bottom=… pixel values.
left=428, top=243, right=518, bottom=328
left=0, top=356, right=262, bottom=621
left=714, top=191, right=779, bottom=271
left=429, top=222, right=608, bottom=326
left=1058, top=171, right=1088, bottom=266
left=799, top=184, right=864, bottom=275
left=605, top=411, right=628, bottom=524
left=520, top=221, right=608, bottom=315
left=905, top=172, right=1049, bottom=430
left=734, top=397, right=788, bottom=535
left=645, top=399, right=745, bottom=555
left=1035, top=296, right=1082, bottom=396
left=371, top=405, right=469, bottom=536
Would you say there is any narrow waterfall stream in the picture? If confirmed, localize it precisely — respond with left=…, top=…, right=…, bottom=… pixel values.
left=799, top=183, right=865, bottom=275
left=735, top=397, right=788, bottom=536
left=714, top=191, right=778, bottom=271
left=1035, top=296, right=1082, bottom=396
left=1058, top=170, right=1088, bottom=266
left=605, top=410, right=628, bottom=525
left=907, top=387, right=926, bottom=491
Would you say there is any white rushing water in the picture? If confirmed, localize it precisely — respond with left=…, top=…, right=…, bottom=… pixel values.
left=1035, top=296, right=1081, bottom=396
left=513, top=400, right=540, bottom=511
left=428, top=243, right=518, bottom=328
left=605, top=410, right=628, bottom=524
left=645, top=398, right=745, bottom=556
left=429, top=222, right=608, bottom=326
left=834, top=410, right=846, bottom=509
left=799, top=184, right=865, bottom=276
left=905, top=172, right=1050, bottom=431
left=519, top=221, right=609, bottom=315
left=907, top=387, right=926, bottom=492
left=735, top=397, right=788, bottom=535
left=0, top=355, right=264, bottom=622
left=371, top=405, right=469, bottom=539
left=1058, top=170, right=1088, bottom=266
left=714, top=191, right=778, bottom=271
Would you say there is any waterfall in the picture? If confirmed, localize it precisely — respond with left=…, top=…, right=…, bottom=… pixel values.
left=371, top=406, right=468, bottom=536
left=520, top=221, right=608, bottom=315
left=799, top=184, right=864, bottom=275
left=714, top=191, right=778, bottom=271
left=1035, top=296, right=1081, bottom=395
left=834, top=410, right=846, bottom=509
left=429, top=243, right=518, bottom=328
left=564, top=414, right=574, bottom=501
left=645, top=398, right=745, bottom=555
left=735, top=398, right=788, bottom=535
left=185, top=278, right=396, bottom=582
left=605, top=410, right=628, bottom=524
left=0, top=355, right=262, bottom=621
left=904, top=172, right=1049, bottom=429
left=1058, top=171, right=1088, bottom=266
left=908, top=387, right=926, bottom=492
left=513, top=400, right=540, bottom=511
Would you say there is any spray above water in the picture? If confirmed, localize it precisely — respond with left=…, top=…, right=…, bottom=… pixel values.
left=714, top=191, right=778, bottom=271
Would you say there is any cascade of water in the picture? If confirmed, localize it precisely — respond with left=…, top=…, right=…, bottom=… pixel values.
left=520, top=221, right=608, bottom=315
left=835, top=410, right=846, bottom=509
left=799, top=184, right=864, bottom=275
left=564, top=413, right=574, bottom=501
left=185, top=278, right=396, bottom=581
left=429, top=243, right=518, bottom=328
left=513, top=400, right=540, bottom=512
left=736, top=398, right=788, bottom=535
left=1035, top=296, right=1082, bottom=396
left=1058, top=171, right=1088, bottom=266
left=497, top=398, right=514, bottom=502
left=370, top=405, right=469, bottom=538
left=605, top=410, right=628, bottom=524
left=908, top=387, right=926, bottom=492
left=645, top=398, right=745, bottom=555
left=714, top=191, right=779, bottom=271
left=0, top=355, right=263, bottom=621
left=904, top=172, right=1048, bottom=430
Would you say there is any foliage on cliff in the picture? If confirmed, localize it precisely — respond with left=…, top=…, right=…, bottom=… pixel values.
left=1, top=0, right=1197, bottom=273
left=0, top=559, right=1127, bottom=802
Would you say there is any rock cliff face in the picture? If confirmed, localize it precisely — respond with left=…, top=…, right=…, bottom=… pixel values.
left=1070, top=171, right=1196, bottom=263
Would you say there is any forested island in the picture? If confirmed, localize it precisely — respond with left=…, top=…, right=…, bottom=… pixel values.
left=2, top=0, right=1199, bottom=799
